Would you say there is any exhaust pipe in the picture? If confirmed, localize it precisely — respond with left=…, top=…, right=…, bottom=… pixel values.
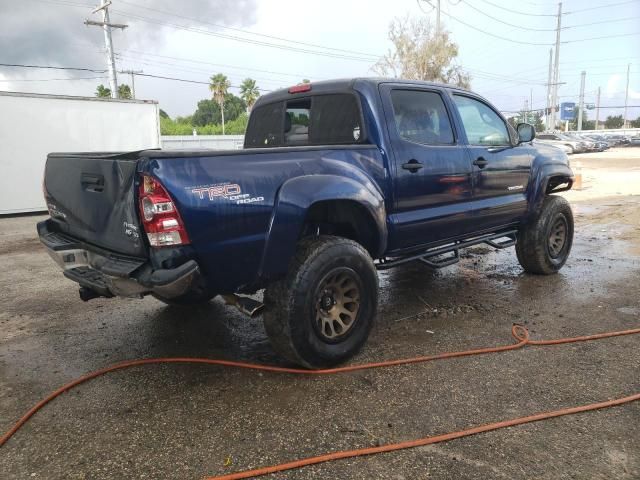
left=221, top=294, right=264, bottom=317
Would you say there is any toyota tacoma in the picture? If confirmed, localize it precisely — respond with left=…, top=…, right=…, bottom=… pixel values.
left=39, top=78, right=574, bottom=368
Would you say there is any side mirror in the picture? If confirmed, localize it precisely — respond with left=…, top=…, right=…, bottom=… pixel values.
left=517, top=123, right=535, bottom=143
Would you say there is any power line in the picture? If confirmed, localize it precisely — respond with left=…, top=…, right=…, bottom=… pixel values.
left=26, top=0, right=381, bottom=62
left=0, top=63, right=106, bottom=73
left=459, top=1, right=556, bottom=31
left=0, top=75, right=106, bottom=82
left=421, top=3, right=553, bottom=45
left=132, top=72, right=273, bottom=92
left=563, top=16, right=640, bottom=29
left=116, top=0, right=379, bottom=60
left=475, top=0, right=556, bottom=17
left=111, top=10, right=378, bottom=62
left=117, top=49, right=310, bottom=80
left=114, top=53, right=289, bottom=87
left=563, top=32, right=640, bottom=44
left=565, top=1, right=640, bottom=14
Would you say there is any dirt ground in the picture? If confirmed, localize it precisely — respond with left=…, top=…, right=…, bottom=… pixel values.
left=1, top=148, right=639, bottom=479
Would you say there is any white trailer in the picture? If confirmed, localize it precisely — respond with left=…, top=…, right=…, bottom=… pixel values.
left=0, top=91, right=160, bottom=214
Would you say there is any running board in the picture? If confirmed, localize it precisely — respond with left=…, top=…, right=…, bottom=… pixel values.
left=376, top=230, right=518, bottom=270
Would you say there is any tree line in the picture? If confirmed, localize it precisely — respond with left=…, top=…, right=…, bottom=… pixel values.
left=95, top=76, right=260, bottom=136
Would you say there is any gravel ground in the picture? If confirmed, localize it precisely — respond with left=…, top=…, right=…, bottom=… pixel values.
left=1, top=149, right=639, bottom=479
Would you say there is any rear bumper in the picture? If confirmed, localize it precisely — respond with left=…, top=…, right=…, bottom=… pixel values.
left=37, top=220, right=199, bottom=299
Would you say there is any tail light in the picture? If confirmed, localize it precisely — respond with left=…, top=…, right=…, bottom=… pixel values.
left=138, top=175, right=190, bottom=247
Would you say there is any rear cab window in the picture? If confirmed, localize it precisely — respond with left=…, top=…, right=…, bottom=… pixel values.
left=244, top=93, right=364, bottom=148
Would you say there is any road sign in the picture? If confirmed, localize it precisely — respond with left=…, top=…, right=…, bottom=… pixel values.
left=560, top=102, right=576, bottom=121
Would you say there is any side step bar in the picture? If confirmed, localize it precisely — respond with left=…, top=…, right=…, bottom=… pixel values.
left=376, top=230, right=517, bottom=271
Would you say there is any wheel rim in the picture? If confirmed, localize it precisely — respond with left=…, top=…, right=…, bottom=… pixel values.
left=314, top=268, right=361, bottom=341
left=548, top=215, right=568, bottom=258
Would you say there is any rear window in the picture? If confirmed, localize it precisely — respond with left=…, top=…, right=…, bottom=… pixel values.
left=244, top=101, right=284, bottom=148
left=244, top=93, right=363, bottom=148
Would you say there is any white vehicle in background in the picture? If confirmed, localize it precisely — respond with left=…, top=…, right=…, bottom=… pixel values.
left=534, top=134, right=582, bottom=154
left=563, top=133, right=599, bottom=152
left=533, top=139, right=573, bottom=155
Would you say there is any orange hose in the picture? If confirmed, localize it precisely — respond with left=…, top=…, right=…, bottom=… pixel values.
left=207, top=392, right=640, bottom=480
left=1, top=325, right=639, bottom=479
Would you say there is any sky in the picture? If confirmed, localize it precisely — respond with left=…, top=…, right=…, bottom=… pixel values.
left=1, top=0, right=639, bottom=123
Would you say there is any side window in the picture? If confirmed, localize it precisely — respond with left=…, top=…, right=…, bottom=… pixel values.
left=285, top=99, right=310, bottom=145
left=453, top=95, right=510, bottom=146
left=390, top=90, right=454, bottom=145
left=244, top=101, right=284, bottom=147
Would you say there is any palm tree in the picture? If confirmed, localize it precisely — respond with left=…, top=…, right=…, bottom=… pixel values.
left=209, top=73, right=231, bottom=134
left=239, top=78, right=260, bottom=113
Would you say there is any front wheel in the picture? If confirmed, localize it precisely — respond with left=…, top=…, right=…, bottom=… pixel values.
left=263, top=235, right=378, bottom=369
left=516, top=195, right=574, bottom=274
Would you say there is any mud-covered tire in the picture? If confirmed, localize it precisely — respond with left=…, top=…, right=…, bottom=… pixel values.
left=263, top=235, right=378, bottom=369
left=152, top=289, right=217, bottom=306
left=516, top=195, right=574, bottom=274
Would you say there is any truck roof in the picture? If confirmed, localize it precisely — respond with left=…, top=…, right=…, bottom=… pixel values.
left=254, top=77, right=471, bottom=107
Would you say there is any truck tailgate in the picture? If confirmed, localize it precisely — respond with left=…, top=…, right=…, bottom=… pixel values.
left=43, top=152, right=146, bottom=257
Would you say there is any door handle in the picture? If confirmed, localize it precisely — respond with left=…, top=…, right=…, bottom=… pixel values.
left=402, top=159, right=423, bottom=172
left=473, top=157, right=488, bottom=168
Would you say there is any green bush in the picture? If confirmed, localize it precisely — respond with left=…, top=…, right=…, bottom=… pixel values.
left=160, top=112, right=248, bottom=136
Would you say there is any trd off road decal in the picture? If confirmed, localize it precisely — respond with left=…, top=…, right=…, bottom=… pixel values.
left=188, top=182, right=264, bottom=205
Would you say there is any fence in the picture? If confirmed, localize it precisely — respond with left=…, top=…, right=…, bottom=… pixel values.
left=161, top=135, right=245, bottom=150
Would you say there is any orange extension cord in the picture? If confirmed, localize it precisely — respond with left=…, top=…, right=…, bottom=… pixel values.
left=1, top=324, right=639, bottom=480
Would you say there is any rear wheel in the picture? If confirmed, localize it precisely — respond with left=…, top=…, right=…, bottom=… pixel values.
left=263, top=235, right=378, bottom=368
left=516, top=195, right=574, bottom=274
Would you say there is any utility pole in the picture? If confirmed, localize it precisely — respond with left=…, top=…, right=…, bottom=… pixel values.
left=550, top=2, right=562, bottom=130
left=524, top=98, right=529, bottom=124
left=595, top=86, right=601, bottom=130
left=85, top=0, right=128, bottom=99
left=577, top=70, right=586, bottom=131
left=436, top=0, right=441, bottom=35
left=530, top=88, right=533, bottom=125
left=119, top=69, right=143, bottom=99
left=623, top=63, right=630, bottom=128
left=546, top=48, right=553, bottom=130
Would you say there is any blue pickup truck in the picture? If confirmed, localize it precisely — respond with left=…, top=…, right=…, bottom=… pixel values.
left=39, top=78, right=574, bottom=368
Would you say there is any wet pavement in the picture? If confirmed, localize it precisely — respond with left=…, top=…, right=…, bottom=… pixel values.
left=1, top=169, right=639, bottom=478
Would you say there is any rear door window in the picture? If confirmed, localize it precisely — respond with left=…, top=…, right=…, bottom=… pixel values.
left=390, top=89, right=454, bottom=145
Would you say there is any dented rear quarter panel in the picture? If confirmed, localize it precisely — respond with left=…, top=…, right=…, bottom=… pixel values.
left=140, top=145, right=389, bottom=292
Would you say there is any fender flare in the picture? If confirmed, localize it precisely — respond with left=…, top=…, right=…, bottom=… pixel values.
left=526, top=162, right=574, bottom=220
left=258, top=174, right=387, bottom=280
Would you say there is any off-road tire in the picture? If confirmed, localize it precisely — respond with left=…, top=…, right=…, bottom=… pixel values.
left=263, top=235, right=378, bottom=368
left=516, top=195, right=574, bottom=274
